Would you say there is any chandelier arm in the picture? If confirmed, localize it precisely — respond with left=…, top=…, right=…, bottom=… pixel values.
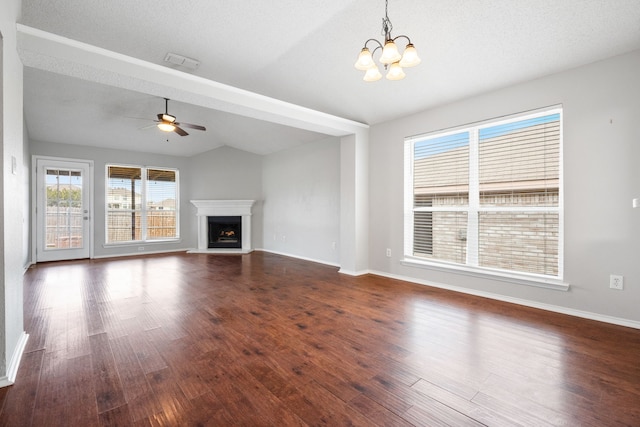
left=362, top=38, right=384, bottom=50
left=392, top=35, right=412, bottom=45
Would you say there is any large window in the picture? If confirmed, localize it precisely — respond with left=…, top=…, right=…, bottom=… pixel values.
left=106, top=165, right=179, bottom=243
left=405, top=107, right=562, bottom=284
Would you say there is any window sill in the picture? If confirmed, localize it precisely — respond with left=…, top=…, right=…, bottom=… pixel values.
left=103, top=238, right=181, bottom=248
left=400, top=257, right=569, bottom=291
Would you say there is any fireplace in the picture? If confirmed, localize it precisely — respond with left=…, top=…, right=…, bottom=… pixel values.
left=189, top=200, right=255, bottom=254
left=208, top=216, right=241, bottom=248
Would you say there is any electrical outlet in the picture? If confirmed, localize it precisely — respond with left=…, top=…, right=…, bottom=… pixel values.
left=386, top=248, right=391, bottom=257
left=609, top=274, right=624, bottom=290
left=138, top=246, right=145, bottom=251
left=332, top=241, right=336, bottom=251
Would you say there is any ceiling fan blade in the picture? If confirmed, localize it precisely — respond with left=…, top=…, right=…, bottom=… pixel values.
left=139, top=123, right=158, bottom=130
left=175, top=122, right=206, bottom=131
left=173, top=126, right=189, bottom=136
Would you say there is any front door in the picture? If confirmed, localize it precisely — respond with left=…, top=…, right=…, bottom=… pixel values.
left=35, top=158, right=92, bottom=262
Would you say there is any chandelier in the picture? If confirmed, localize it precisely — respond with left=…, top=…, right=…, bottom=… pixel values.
left=354, top=0, right=421, bottom=82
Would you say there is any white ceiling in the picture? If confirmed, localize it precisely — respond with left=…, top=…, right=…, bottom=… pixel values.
left=19, top=0, right=640, bottom=157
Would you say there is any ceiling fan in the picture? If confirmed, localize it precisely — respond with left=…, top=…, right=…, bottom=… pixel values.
left=152, top=98, right=206, bottom=136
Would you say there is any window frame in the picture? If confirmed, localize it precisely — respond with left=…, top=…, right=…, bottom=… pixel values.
left=403, top=106, right=568, bottom=291
left=105, top=164, right=180, bottom=245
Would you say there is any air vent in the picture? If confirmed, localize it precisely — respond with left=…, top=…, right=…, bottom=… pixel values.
left=163, top=52, right=200, bottom=70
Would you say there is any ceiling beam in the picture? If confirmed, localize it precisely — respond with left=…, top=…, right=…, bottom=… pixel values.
left=17, top=24, right=368, bottom=137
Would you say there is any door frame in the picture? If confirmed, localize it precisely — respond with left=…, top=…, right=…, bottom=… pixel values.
left=32, top=155, right=95, bottom=262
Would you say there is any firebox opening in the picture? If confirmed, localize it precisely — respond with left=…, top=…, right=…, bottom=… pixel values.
left=208, top=216, right=242, bottom=249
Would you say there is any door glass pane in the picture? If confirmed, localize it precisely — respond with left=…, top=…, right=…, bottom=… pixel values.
left=45, top=168, right=83, bottom=249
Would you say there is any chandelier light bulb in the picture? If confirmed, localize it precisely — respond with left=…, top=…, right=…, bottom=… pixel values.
left=386, top=62, right=406, bottom=80
left=399, top=43, right=421, bottom=68
left=354, top=48, right=375, bottom=70
left=380, top=40, right=401, bottom=64
left=363, top=66, right=383, bottom=82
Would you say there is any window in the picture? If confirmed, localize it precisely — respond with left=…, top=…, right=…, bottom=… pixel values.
left=404, top=107, right=562, bottom=284
left=106, top=165, right=179, bottom=243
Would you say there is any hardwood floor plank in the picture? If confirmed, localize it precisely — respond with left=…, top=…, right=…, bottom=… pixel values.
left=411, top=378, right=525, bottom=427
left=280, top=379, right=372, bottom=426
left=185, top=392, right=236, bottom=426
left=110, top=335, right=162, bottom=421
left=65, top=354, right=100, bottom=427
left=3, top=252, right=639, bottom=426
left=89, top=332, right=127, bottom=414
left=129, top=329, right=168, bottom=375
left=348, top=393, right=414, bottom=427
left=0, top=349, right=44, bottom=427
left=31, top=350, right=69, bottom=426
left=98, top=404, right=133, bottom=426
left=144, top=367, right=193, bottom=426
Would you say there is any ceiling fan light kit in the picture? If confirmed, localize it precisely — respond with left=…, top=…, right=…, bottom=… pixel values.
left=354, top=0, right=421, bottom=82
left=157, top=122, right=176, bottom=132
left=153, top=98, right=206, bottom=137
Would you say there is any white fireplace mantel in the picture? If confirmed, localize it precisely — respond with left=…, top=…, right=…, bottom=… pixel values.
left=189, top=200, right=255, bottom=254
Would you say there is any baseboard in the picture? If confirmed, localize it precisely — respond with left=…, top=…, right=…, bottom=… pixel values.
left=23, top=261, right=36, bottom=275
left=338, top=268, right=370, bottom=276
left=91, top=248, right=191, bottom=260
left=369, top=269, right=640, bottom=330
left=256, top=249, right=340, bottom=268
left=0, top=332, right=29, bottom=388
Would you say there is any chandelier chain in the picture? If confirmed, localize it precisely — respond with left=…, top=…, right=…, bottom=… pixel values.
left=381, top=0, right=393, bottom=39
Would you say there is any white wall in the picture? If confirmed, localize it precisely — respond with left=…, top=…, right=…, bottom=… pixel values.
left=29, top=140, right=192, bottom=257
left=262, top=137, right=341, bottom=266
left=1, top=0, right=28, bottom=384
left=187, top=145, right=264, bottom=250
left=369, top=49, right=640, bottom=325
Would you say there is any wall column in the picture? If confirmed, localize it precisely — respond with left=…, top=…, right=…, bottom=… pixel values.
left=339, top=129, right=369, bottom=275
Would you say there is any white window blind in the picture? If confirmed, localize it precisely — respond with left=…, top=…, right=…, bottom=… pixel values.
left=106, top=165, right=179, bottom=243
left=405, top=107, right=562, bottom=280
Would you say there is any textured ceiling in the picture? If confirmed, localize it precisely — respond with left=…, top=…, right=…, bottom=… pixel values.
left=20, top=0, right=640, bottom=157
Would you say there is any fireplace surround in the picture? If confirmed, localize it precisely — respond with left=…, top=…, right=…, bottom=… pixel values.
left=189, top=200, right=255, bottom=254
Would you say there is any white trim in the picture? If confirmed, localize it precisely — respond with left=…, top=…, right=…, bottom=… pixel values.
left=103, top=238, right=182, bottom=248
left=188, top=248, right=253, bottom=255
left=401, top=257, right=569, bottom=291
left=369, top=269, right=639, bottom=330
left=338, top=268, right=370, bottom=276
left=405, top=104, right=563, bottom=143
left=92, top=248, right=190, bottom=260
left=0, top=332, right=29, bottom=388
left=257, top=249, right=340, bottom=269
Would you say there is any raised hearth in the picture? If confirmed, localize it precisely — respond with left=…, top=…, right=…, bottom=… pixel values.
left=189, top=200, right=255, bottom=254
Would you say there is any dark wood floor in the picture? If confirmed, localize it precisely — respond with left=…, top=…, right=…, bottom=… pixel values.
left=0, top=252, right=638, bottom=426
